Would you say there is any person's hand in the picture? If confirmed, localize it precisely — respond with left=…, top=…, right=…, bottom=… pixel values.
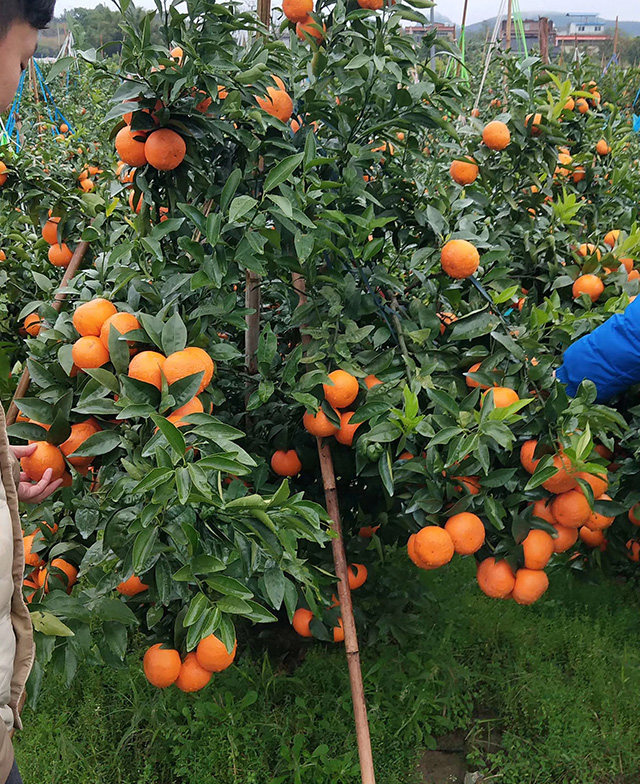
left=10, top=444, right=64, bottom=504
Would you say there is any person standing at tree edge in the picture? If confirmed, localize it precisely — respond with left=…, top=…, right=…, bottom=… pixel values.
left=0, top=4, right=61, bottom=784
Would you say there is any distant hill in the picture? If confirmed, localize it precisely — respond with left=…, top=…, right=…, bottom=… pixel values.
left=466, top=13, right=640, bottom=37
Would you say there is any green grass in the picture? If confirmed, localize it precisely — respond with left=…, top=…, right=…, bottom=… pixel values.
left=15, top=554, right=640, bottom=784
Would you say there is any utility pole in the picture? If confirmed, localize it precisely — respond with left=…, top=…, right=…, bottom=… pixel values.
left=539, top=17, right=549, bottom=63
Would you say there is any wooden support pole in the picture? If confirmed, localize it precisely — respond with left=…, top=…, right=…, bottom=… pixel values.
left=245, top=271, right=261, bottom=378
left=6, top=240, right=91, bottom=426
left=257, top=0, right=271, bottom=27
left=539, top=17, right=549, bottom=64
left=316, top=439, right=376, bottom=784
left=457, top=0, right=469, bottom=77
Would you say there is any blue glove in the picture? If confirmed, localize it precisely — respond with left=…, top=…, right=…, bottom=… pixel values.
left=556, top=296, right=640, bottom=402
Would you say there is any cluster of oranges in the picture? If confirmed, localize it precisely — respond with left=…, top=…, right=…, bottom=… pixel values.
left=115, top=123, right=186, bottom=172
left=23, top=521, right=78, bottom=602
left=572, top=231, right=638, bottom=302
left=292, top=563, right=368, bottom=642
left=282, top=0, right=325, bottom=42
left=143, top=633, right=236, bottom=692
left=40, top=210, right=74, bottom=269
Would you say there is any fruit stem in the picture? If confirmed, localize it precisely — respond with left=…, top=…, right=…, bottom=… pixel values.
left=316, top=437, right=377, bottom=784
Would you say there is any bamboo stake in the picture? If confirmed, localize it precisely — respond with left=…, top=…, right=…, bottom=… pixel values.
left=6, top=240, right=91, bottom=426
left=316, top=438, right=376, bottom=784
left=456, top=0, right=469, bottom=77
left=505, top=0, right=512, bottom=51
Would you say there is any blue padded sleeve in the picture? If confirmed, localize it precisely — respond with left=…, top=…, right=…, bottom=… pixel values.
left=556, top=297, right=640, bottom=402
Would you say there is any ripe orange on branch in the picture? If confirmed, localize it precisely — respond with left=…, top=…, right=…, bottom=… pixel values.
left=163, top=347, right=214, bottom=395
left=512, top=568, right=549, bottom=605
left=303, top=408, right=338, bottom=437
left=60, top=418, right=102, bottom=469
left=145, top=128, right=187, bottom=171
left=48, top=243, right=73, bottom=268
left=444, top=512, right=485, bottom=555
left=128, top=351, right=167, bottom=390
left=572, top=274, right=604, bottom=302
left=541, top=454, right=577, bottom=494
left=335, top=411, right=361, bottom=446
left=115, top=126, right=148, bottom=167
left=143, top=644, right=182, bottom=688
left=117, top=575, right=149, bottom=596
left=483, top=387, right=519, bottom=408
left=167, top=397, right=204, bottom=428
left=323, top=369, right=359, bottom=408
left=522, top=529, right=554, bottom=569
left=347, top=563, right=368, bottom=589
left=482, top=120, right=511, bottom=151
left=477, top=557, right=515, bottom=599
left=441, top=239, right=479, bottom=279
left=551, top=490, right=591, bottom=528
left=282, top=0, right=313, bottom=22
left=449, top=157, right=478, bottom=186
left=292, top=607, right=314, bottom=637
left=175, top=652, right=211, bottom=693
left=520, top=440, right=539, bottom=474
left=296, top=16, right=326, bottom=41
left=72, top=336, right=110, bottom=369
left=256, top=77, right=294, bottom=123
left=100, top=312, right=141, bottom=350
left=413, top=526, right=454, bottom=568
left=42, top=217, right=61, bottom=245
left=73, top=299, right=118, bottom=337
left=271, top=449, right=302, bottom=476
left=196, top=634, right=237, bottom=671
left=551, top=524, right=578, bottom=553
left=24, top=313, right=43, bottom=337
left=38, top=558, right=78, bottom=593
left=584, top=494, right=614, bottom=531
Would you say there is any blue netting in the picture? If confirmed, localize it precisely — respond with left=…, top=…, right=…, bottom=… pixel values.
left=634, top=115, right=640, bottom=133
left=33, top=60, right=74, bottom=137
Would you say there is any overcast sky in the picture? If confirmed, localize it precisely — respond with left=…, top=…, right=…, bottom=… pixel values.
left=54, top=0, right=640, bottom=26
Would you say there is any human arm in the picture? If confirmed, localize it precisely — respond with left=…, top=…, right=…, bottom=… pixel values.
left=556, top=296, right=640, bottom=402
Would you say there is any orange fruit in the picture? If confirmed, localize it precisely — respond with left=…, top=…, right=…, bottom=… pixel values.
left=296, top=16, right=325, bottom=41
left=579, top=526, right=605, bottom=547
left=413, top=526, right=455, bottom=568
left=563, top=97, right=575, bottom=111
left=170, top=45, right=184, bottom=63
left=532, top=498, right=556, bottom=525
left=358, top=0, right=383, bottom=7
left=364, top=374, right=382, bottom=389
left=551, top=523, right=578, bottom=553
left=292, top=608, right=314, bottom=637
left=465, top=361, right=493, bottom=389
left=335, top=411, right=362, bottom=446
left=73, top=298, right=118, bottom=337
left=626, top=540, right=640, bottom=562
left=603, top=230, right=620, bottom=248
left=163, top=348, right=214, bottom=395
left=512, top=568, right=549, bottom=605
left=576, top=98, right=589, bottom=113
left=584, top=493, right=614, bottom=531
left=128, top=351, right=167, bottom=389
left=483, top=387, right=519, bottom=408
left=452, top=476, right=481, bottom=495
left=0, top=161, right=8, bottom=186
left=441, top=239, right=480, bottom=278
left=476, top=557, right=515, bottom=599
left=407, top=534, right=431, bottom=569
left=596, top=139, right=611, bottom=156
left=24, top=313, right=43, bottom=337
left=303, top=408, right=338, bottom=437
left=525, top=112, right=542, bottom=135
left=167, top=397, right=204, bottom=428
left=444, top=512, right=485, bottom=555
left=21, top=442, right=65, bottom=482
left=576, top=470, right=608, bottom=499
left=323, top=369, right=359, bottom=408
left=80, top=179, right=95, bottom=193
left=359, top=525, right=380, bottom=538
left=482, top=120, right=511, bottom=151
left=48, top=243, right=73, bottom=267
left=283, top=0, right=313, bottom=22
left=333, top=618, right=345, bottom=643
left=115, top=126, right=148, bottom=167
left=572, top=166, right=586, bottom=183
left=522, top=529, right=554, bottom=569
left=144, top=128, right=187, bottom=171
left=100, top=312, right=140, bottom=350
left=541, top=454, right=577, bottom=494
left=577, top=243, right=601, bottom=260
left=438, top=312, right=457, bottom=334
left=38, top=558, right=78, bottom=593
left=572, top=274, right=604, bottom=302
left=175, top=652, right=212, bottom=692
left=271, top=449, right=302, bottom=476
left=143, top=643, right=182, bottom=688
left=72, top=336, right=110, bottom=369
left=256, top=78, right=294, bottom=122
left=347, top=563, right=368, bottom=589
left=23, top=533, right=45, bottom=568
left=60, top=418, right=102, bottom=469
left=196, top=634, right=237, bottom=672
left=551, top=490, right=591, bottom=528
left=449, top=157, right=478, bottom=186
left=628, top=504, right=640, bottom=526
left=116, top=575, right=149, bottom=596
left=520, top=439, right=539, bottom=474
left=42, top=217, right=61, bottom=245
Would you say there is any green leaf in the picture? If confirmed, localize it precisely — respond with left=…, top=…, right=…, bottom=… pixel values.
left=162, top=312, right=188, bottom=355
left=30, top=611, right=74, bottom=637
left=184, top=593, right=210, bottom=627
left=263, top=153, right=304, bottom=193
left=229, top=195, right=258, bottom=223
left=205, top=575, right=254, bottom=599
left=132, top=527, right=158, bottom=573
left=220, top=170, right=243, bottom=213
left=263, top=566, right=285, bottom=610
left=150, top=415, right=186, bottom=456
left=69, top=431, right=122, bottom=458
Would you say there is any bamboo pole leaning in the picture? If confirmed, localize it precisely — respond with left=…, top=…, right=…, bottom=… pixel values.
left=6, top=239, right=91, bottom=426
